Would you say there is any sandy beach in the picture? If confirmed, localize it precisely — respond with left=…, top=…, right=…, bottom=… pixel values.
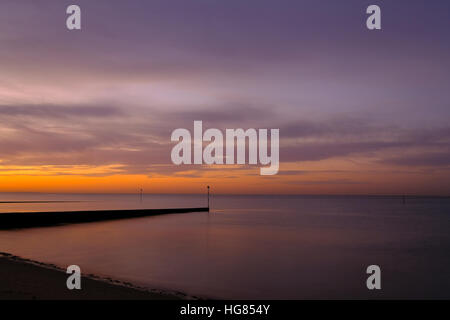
left=0, top=252, right=182, bottom=300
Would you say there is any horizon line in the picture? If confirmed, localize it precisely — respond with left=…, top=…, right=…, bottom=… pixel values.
left=0, top=191, right=449, bottom=198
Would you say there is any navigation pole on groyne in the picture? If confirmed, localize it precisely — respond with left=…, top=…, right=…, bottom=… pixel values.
left=207, top=185, right=210, bottom=212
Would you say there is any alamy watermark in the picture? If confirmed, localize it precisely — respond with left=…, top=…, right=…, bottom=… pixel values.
left=66, top=265, right=81, bottom=290
left=171, top=121, right=279, bottom=175
left=64, top=4, right=380, bottom=32
left=366, top=265, right=381, bottom=290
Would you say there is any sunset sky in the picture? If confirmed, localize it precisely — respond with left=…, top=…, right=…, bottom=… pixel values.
left=0, top=0, right=449, bottom=195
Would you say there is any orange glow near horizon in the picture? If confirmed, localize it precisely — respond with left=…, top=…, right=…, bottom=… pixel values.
left=1, top=158, right=449, bottom=196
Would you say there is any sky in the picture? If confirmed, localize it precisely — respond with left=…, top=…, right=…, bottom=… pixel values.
left=0, top=0, right=449, bottom=195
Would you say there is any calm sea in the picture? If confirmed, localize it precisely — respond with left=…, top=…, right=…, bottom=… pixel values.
left=0, top=193, right=449, bottom=299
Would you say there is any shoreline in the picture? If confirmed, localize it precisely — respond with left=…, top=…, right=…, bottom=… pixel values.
left=0, top=252, right=197, bottom=300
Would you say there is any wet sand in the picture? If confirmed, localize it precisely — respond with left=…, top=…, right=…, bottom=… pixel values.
left=0, top=252, right=183, bottom=300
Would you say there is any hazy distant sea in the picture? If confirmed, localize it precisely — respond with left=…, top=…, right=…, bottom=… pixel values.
left=0, top=193, right=449, bottom=299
